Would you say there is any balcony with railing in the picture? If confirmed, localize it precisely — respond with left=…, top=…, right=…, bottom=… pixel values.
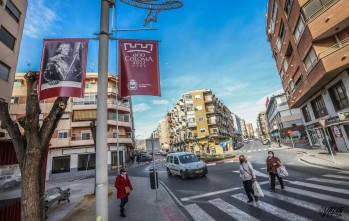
left=304, top=0, right=348, bottom=40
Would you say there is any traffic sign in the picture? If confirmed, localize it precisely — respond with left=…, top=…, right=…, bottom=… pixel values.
left=287, top=130, right=292, bottom=134
left=220, top=142, right=225, bottom=147
left=318, top=118, right=327, bottom=128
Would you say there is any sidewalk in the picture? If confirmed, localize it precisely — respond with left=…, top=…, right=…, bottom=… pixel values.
left=280, top=142, right=349, bottom=170
left=58, top=176, right=188, bottom=221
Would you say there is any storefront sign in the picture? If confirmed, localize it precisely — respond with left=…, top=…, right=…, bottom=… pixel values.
left=306, top=122, right=321, bottom=130
left=326, top=116, right=340, bottom=126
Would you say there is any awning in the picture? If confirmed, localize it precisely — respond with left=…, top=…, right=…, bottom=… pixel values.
left=73, top=110, right=97, bottom=121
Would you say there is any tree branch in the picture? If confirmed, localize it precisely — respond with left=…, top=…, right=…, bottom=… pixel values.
left=40, top=97, right=69, bottom=148
left=0, top=100, right=26, bottom=164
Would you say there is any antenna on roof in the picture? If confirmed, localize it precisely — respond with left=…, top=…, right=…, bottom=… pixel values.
left=90, top=63, right=94, bottom=72
left=26, top=60, right=31, bottom=71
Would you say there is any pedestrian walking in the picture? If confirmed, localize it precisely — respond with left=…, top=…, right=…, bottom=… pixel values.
left=277, top=138, right=281, bottom=147
left=115, top=168, right=133, bottom=217
left=266, top=151, right=285, bottom=190
left=239, top=155, right=258, bottom=203
left=136, top=154, right=140, bottom=164
left=267, top=139, right=271, bottom=147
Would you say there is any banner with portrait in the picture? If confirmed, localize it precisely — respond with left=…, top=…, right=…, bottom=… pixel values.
left=38, top=38, right=89, bottom=100
left=118, top=39, right=160, bottom=97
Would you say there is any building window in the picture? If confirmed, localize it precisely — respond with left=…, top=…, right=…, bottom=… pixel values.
left=328, top=81, right=349, bottom=111
left=198, top=116, right=204, bottom=122
left=285, top=43, right=294, bottom=64
left=293, top=75, right=303, bottom=92
left=301, top=106, right=312, bottom=122
left=186, top=104, right=194, bottom=111
left=279, top=68, right=285, bottom=78
left=188, top=118, right=195, bottom=123
left=58, top=130, right=68, bottom=139
left=81, top=131, right=91, bottom=140
left=294, top=16, right=305, bottom=42
left=311, top=95, right=328, bottom=118
left=271, top=0, right=278, bottom=22
left=0, top=26, right=16, bottom=50
left=304, top=48, right=317, bottom=71
left=282, top=59, right=289, bottom=73
left=5, top=0, right=21, bottom=22
left=184, top=94, right=192, bottom=101
left=10, top=96, right=19, bottom=104
left=112, top=130, right=119, bottom=138
left=85, top=84, right=92, bottom=88
left=195, top=95, right=201, bottom=100
left=52, top=156, right=70, bottom=174
left=195, top=105, right=202, bottom=111
left=13, top=79, right=22, bottom=87
left=77, top=153, right=96, bottom=171
left=200, top=128, right=206, bottom=133
left=73, top=93, right=96, bottom=105
left=284, top=0, right=293, bottom=16
left=0, top=61, right=10, bottom=81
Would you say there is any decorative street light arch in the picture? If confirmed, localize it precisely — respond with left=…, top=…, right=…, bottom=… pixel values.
left=120, top=0, right=184, bottom=25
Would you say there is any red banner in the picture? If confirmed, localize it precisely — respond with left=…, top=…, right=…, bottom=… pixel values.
left=38, top=38, right=89, bottom=100
left=118, top=39, right=160, bottom=97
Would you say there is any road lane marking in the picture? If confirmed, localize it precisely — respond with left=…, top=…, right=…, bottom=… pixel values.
left=322, top=174, right=349, bottom=180
left=307, top=177, right=349, bottom=185
left=259, top=167, right=266, bottom=170
left=209, top=198, right=259, bottom=221
left=263, top=190, right=349, bottom=221
left=185, top=204, right=215, bottom=221
left=282, top=186, right=349, bottom=206
left=232, top=193, right=312, bottom=221
left=180, top=181, right=269, bottom=202
left=288, top=180, right=349, bottom=195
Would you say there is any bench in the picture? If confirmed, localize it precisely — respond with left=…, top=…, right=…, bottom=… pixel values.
left=44, top=187, right=70, bottom=218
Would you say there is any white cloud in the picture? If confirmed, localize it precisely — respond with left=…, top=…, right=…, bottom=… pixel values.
left=24, top=0, right=58, bottom=38
left=133, top=103, right=151, bottom=112
left=152, top=99, right=169, bottom=105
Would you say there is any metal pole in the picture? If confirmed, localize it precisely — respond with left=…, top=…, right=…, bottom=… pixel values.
left=117, top=99, right=120, bottom=174
left=96, top=0, right=110, bottom=220
left=322, top=128, right=336, bottom=164
left=151, top=136, right=158, bottom=202
left=290, top=135, right=295, bottom=148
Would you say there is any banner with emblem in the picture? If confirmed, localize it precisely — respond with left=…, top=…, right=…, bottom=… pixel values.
left=38, top=38, right=89, bottom=100
left=118, top=39, right=160, bottom=97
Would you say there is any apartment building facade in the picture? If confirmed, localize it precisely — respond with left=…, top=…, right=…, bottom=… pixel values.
left=0, top=72, right=135, bottom=179
left=157, top=118, right=171, bottom=152
left=0, top=0, right=27, bottom=103
left=167, top=89, right=235, bottom=155
left=240, top=119, right=248, bottom=139
left=231, top=113, right=242, bottom=141
left=246, top=123, right=254, bottom=139
left=266, top=91, right=305, bottom=141
left=257, top=111, right=270, bottom=139
left=266, top=0, right=349, bottom=151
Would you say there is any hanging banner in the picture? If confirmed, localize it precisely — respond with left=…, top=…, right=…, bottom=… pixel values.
left=118, top=39, right=160, bottom=97
left=38, top=38, right=89, bottom=100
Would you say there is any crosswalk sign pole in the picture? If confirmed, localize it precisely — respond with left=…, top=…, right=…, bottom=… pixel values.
left=322, top=128, right=336, bottom=164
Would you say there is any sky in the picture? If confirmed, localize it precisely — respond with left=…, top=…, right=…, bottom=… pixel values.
left=16, top=0, right=282, bottom=139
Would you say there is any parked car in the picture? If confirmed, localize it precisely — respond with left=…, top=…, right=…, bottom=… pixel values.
left=261, top=139, right=269, bottom=145
left=0, top=175, right=19, bottom=189
left=166, top=152, right=208, bottom=179
left=243, top=139, right=249, bottom=143
left=234, top=142, right=244, bottom=150
left=140, top=153, right=152, bottom=162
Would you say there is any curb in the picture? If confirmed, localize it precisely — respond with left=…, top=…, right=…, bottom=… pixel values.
left=299, top=157, right=345, bottom=171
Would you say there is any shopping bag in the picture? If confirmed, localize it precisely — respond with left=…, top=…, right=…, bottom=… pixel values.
left=277, top=166, right=288, bottom=177
left=125, top=186, right=130, bottom=194
left=252, top=181, right=264, bottom=197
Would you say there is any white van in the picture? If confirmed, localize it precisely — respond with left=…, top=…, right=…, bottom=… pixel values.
left=166, top=152, right=208, bottom=179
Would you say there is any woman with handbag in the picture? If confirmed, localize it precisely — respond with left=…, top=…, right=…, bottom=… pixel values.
left=115, top=167, right=133, bottom=217
left=266, top=151, right=285, bottom=190
left=239, top=155, right=259, bottom=203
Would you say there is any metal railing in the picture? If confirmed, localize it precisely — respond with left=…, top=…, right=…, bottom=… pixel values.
left=318, top=36, right=349, bottom=58
left=305, top=0, right=339, bottom=24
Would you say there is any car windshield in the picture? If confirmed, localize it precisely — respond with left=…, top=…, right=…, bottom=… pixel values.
left=178, top=154, right=200, bottom=164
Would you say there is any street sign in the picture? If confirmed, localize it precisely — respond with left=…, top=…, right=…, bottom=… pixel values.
left=219, top=142, right=225, bottom=147
left=318, top=118, right=327, bottom=128
left=287, top=130, right=292, bottom=134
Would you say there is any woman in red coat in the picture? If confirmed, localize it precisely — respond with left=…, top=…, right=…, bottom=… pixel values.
left=115, top=168, right=133, bottom=217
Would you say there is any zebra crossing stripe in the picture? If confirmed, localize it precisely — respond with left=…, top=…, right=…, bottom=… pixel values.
left=184, top=203, right=215, bottom=221
left=288, top=180, right=349, bottom=195
left=322, top=174, right=349, bottom=180
left=338, top=171, right=349, bottom=174
left=307, top=178, right=349, bottom=185
left=232, top=193, right=312, bottom=221
left=263, top=190, right=349, bottom=221
left=209, top=198, right=259, bottom=221
left=283, top=186, right=349, bottom=206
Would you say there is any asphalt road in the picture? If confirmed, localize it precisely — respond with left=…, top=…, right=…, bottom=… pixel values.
left=128, top=140, right=349, bottom=221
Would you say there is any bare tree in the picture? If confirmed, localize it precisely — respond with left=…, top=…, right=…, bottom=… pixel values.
left=0, top=71, right=69, bottom=221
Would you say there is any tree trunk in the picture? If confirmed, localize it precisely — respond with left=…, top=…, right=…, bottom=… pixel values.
left=20, top=146, right=46, bottom=220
